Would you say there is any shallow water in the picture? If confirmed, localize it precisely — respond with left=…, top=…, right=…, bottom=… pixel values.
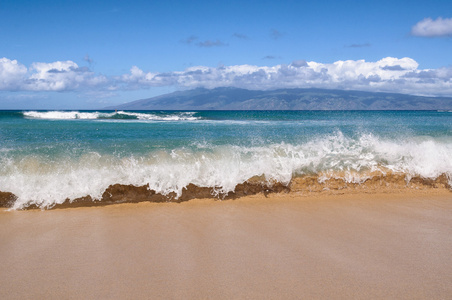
left=0, top=110, right=451, bottom=208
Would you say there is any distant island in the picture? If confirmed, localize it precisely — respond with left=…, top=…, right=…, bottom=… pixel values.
left=106, top=87, right=452, bottom=110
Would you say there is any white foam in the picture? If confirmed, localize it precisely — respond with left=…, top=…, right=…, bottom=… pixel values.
left=22, top=111, right=200, bottom=121
left=117, top=111, right=200, bottom=121
left=23, top=111, right=113, bottom=119
left=1, top=133, right=451, bottom=209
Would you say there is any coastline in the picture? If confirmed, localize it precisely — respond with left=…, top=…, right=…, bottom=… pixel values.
left=1, top=191, right=451, bottom=299
left=2, top=172, right=451, bottom=210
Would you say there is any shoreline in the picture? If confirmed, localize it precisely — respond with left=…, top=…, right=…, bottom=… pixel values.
left=2, top=172, right=451, bottom=210
left=1, top=191, right=451, bottom=299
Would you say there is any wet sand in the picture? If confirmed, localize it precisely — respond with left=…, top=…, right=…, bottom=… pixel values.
left=1, top=191, right=451, bottom=299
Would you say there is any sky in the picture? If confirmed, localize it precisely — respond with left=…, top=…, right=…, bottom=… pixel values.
left=1, top=0, right=452, bottom=109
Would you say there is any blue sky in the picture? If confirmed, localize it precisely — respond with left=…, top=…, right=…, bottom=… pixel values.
left=1, top=0, right=452, bottom=109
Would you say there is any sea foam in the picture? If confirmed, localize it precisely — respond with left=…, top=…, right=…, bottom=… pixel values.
left=22, top=111, right=200, bottom=121
left=1, top=132, right=451, bottom=209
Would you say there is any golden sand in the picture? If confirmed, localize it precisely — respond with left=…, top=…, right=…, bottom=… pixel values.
left=1, top=191, right=451, bottom=299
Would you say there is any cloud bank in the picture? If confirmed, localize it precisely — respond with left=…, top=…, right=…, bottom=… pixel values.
left=411, top=17, right=452, bottom=37
left=1, top=56, right=452, bottom=96
left=0, top=58, right=107, bottom=92
left=120, top=57, right=452, bottom=96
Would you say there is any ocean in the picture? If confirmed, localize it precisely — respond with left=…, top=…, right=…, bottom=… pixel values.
left=0, top=110, right=451, bottom=209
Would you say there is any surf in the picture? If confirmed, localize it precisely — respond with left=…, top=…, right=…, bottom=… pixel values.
left=1, top=132, right=451, bottom=209
left=21, top=110, right=200, bottom=121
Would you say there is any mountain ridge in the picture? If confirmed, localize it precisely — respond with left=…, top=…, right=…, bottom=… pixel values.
left=105, top=87, right=452, bottom=110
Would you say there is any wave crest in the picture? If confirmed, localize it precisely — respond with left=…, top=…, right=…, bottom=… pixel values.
left=1, top=132, right=451, bottom=209
left=22, top=111, right=200, bottom=121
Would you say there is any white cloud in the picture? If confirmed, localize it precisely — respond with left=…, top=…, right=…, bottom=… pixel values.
left=120, top=66, right=174, bottom=88
left=27, top=61, right=108, bottom=91
left=1, top=56, right=452, bottom=97
left=0, top=58, right=108, bottom=92
left=411, top=17, right=452, bottom=37
left=0, top=58, right=27, bottom=90
left=120, top=57, right=452, bottom=96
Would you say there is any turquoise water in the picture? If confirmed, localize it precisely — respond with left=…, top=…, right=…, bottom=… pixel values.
left=1, top=110, right=451, bottom=208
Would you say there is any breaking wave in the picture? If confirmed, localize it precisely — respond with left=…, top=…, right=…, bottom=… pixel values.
left=1, top=132, right=451, bottom=209
left=22, top=111, right=200, bottom=121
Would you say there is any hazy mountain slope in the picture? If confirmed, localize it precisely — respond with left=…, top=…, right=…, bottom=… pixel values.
left=106, top=87, right=452, bottom=110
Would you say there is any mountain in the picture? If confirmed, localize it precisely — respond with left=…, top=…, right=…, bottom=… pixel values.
left=105, top=87, right=452, bottom=110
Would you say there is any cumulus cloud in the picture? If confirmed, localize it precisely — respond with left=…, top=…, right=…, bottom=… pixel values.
left=290, top=60, right=308, bottom=68
left=26, top=61, right=108, bottom=91
left=0, top=58, right=108, bottom=92
left=411, top=17, right=452, bottom=37
left=0, top=58, right=28, bottom=90
left=118, top=57, right=452, bottom=96
left=1, top=56, right=452, bottom=96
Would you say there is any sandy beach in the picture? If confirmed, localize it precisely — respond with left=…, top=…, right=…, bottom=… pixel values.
left=1, top=190, right=451, bottom=299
